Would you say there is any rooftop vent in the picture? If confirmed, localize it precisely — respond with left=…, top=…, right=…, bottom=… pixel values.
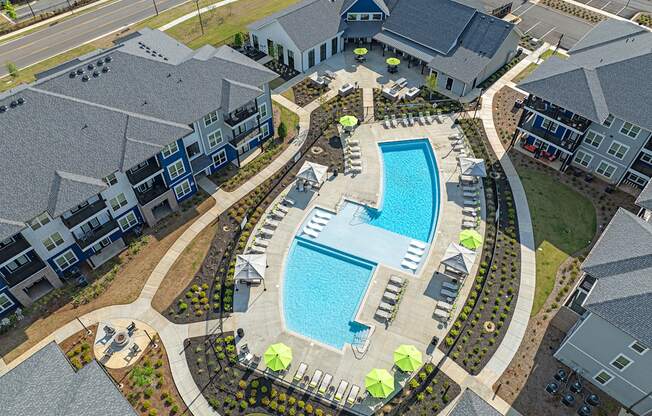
left=105, top=55, right=113, bottom=62
left=76, top=68, right=84, bottom=75
left=97, top=59, right=104, bottom=66
left=163, top=57, right=168, bottom=61
left=102, top=66, right=110, bottom=73
left=0, top=105, right=6, bottom=113
left=82, top=74, right=90, bottom=82
left=10, top=100, right=18, bottom=108
left=69, top=71, right=77, bottom=78
left=93, top=70, right=100, bottom=77
left=87, top=63, right=95, bottom=70
left=17, top=97, right=24, bottom=105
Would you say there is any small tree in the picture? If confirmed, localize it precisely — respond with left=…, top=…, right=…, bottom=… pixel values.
left=268, top=44, right=278, bottom=61
left=6, top=61, right=18, bottom=79
left=277, top=121, right=287, bottom=141
left=3, top=1, right=17, bottom=20
left=425, top=73, right=437, bottom=99
left=233, top=32, right=244, bottom=49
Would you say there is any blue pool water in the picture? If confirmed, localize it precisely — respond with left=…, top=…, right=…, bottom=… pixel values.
left=283, top=238, right=375, bottom=349
left=366, top=139, right=439, bottom=242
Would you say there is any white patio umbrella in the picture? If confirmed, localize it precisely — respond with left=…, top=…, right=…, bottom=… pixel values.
left=234, top=254, right=267, bottom=283
left=459, top=157, right=487, bottom=177
left=441, top=243, right=476, bottom=275
left=296, top=161, right=328, bottom=187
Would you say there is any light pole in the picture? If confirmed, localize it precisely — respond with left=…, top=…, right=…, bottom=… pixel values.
left=195, top=0, right=205, bottom=35
left=151, top=0, right=159, bottom=15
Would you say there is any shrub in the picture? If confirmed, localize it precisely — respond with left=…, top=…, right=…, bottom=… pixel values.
left=142, top=401, right=151, bottom=410
left=238, top=380, right=247, bottom=389
left=149, top=409, right=158, bottom=416
left=144, top=387, right=154, bottom=398
left=171, top=404, right=179, bottom=414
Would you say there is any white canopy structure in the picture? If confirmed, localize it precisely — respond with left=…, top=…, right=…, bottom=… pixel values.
left=296, top=161, right=328, bottom=186
left=459, top=158, right=487, bottom=177
left=441, top=243, right=476, bottom=275
left=234, top=254, right=267, bottom=284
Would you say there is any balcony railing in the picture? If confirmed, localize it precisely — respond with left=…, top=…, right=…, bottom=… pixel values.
left=0, top=234, right=32, bottom=265
left=224, top=104, right=258, bottom=127
left=630, top=156, right=652, bottom=178
left=644, top=138, right=652, bottom=152
left=62, top=198, right=108, bottom=228
left=3, top=255, right=47, bottom=287
left=126, top=157, right=162, bottom=185
left=75, top=219, right=119, bottom=249
left=135, top=183, right=169, bottom=206
left=519, top=115, right=579, bottom=152
left=526, top=96, right=591, bottom=132
left=230, top=126, right=261, bottom=148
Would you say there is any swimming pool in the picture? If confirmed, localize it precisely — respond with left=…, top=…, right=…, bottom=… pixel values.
left=283, top=238, right=374, bottom=349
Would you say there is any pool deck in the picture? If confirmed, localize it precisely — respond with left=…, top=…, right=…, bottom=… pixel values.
left=233, top=117, right=486, bottom=414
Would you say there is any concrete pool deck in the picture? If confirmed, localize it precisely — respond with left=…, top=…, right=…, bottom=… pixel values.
left=232, top=118, right=486, bottom=413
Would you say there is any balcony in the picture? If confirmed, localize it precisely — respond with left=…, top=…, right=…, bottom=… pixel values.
left=230, top=126, right=261, bottom=148
left=526, top=96, right=591, bottom=132
left=630, top=155, right=652, bottom=178
left=126, top=157, right=162, bottom=185
left=62, top=198, right=108, bottom=228
left=3, top=255, right=47, bottom=287
left=134, top=175, right=168, bottom=206
left=518, top=116, right=579, bottom=153
left=224, top=103, right=258, bottom=127
left=0, top=234, right=32, bottom=265
left=74, top=219, right=119, bottom=249
left=644, top=138, right=652, bottom=152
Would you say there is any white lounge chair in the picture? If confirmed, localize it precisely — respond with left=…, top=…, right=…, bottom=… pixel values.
left=464, top=199, right=480, bottom=207
left=390, top=275, right=404, bottom=286
left=436, top=301, right=453, bottom=311
left=407, top=245, right=424, bottom=256
left=442, top=281, right=459, bottom=291
left=434, top=308, right=450, bottom=321
left=386, top=284, right=401, bottom=294
left=347, top=385, right=360, bottom=405
left=314, top=211, right=332, bottom=220
left=401, top=259, right=419, bottom=271
left=303, top=227, right=319, bottom=238
left=253, top=239, right=269, bottom=248
left=283, top=197, right=295, bottom=206
left=383, top=115, right=391, bottom=128
left=406, top=113, right=414, bottom=126
left=349, top=167, right=362, bottom=174
left=463, top=220, right=479, bottom=229
left=248, top=246, right=265, bottom=254
left=259, top=227, right=274, bottom=236
left=325, top=70, right=337, bottom=79
left=346, top=151, right=362, bottom=159
left=419, top=112, right=426, bottom=124
left=379, top=301, right=394, bottom=312
left=463, top=191, right=478, bottom=198
left=404, top=253, right=421, bottom=263
left=318, top=373, right=332, bottom=395
left=463, top=207, right=479, bottom=216
left=375, top=309, right=391, bottom=321
left=309, top=370, right=323, bottom=389
left=307, top=221, right=324, bottom=232
left=391, top=114, right=398, bottom=127
left=311, top=216, right=329, bottom=225
left=335, top=380, right=349, bottom=402
left=401, top=114, right=409, bottom=126
left=383, top=291, right=398, bottom=303
left=349, top=159, right=363, bottom=167
left=410, top=240, right=427, bottom=249
left=424, top=110, right=434, bottom=124
left=272, top=209, right=286, bottom=219
left=441, top=288, right=457, bottom=298
left=294, top=362, right=308, bottom=382
left=277, top=204, right=290, bottom=214
left=265, top=218, right=280, bottom=228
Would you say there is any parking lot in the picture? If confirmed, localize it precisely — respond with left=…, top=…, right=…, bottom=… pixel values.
left=570, top=0, right=642, bottom=18
left=512, top=2, right=595, bottom=49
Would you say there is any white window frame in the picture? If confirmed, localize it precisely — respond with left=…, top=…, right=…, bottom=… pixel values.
left=54, top=249, right=78, bottom=271
left=610, top=353, right=633, bottom=371
left=584, top=130, right=603, bottom=149
left=104, top=173, right=118, bottom=186
left=574, top=150, right=593, bottom=168
left=596, top=160, right=616, bottom=179
left=208, top=130, right=224, bottom=149
left=118, top=212, right=138, bottom=232
left=603, top=114, right=614, bottom=127
left=542, top=118, right=558, bottom=134
left=607, top=141, right=629, bottom=160
left=92, top=237, right=112, bottom=252
left=167, top=160, right=186, bottom=181
left=0, top=293, right=14, bottom=313
left=629, top=341, right=649, bottom=355
left=6, top=254, right=29, bottom=271
left=174, top=179, right=192, bottom=200
left=161, top=142, right=179, bottom=158
left=109, top=193, right=128, bottom=211
left=204, top=111, right=218, bottom=127
left=212, top=149, right=228, bottom=167
left=261, top=123, right=270, bottom=138
left=641, top=153, right=652, bottom=165
left=620, top=121, right=641, bottom=139
left=594, top=369, right=614, bottom=385
left=43, top=232, right=64, bottom=251
left=259, top=102, right=268, bottom=119
left=29, top=213, right=51, bottom=231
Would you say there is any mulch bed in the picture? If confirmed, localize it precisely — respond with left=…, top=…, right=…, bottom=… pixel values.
left=438, top=118, right=522, bottom=376
left=477, top=53, right=525, bottom=90
left=59, top=324, right=98, bottom=370
left=291, top=78, right=329, bottom=108
left=373, top=89, right=467, bottom=120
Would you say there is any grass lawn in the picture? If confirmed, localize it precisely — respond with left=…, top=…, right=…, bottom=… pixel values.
left=276, top=101, right=299, bottom=133
left=280, top=87, right=296, bottom=103
left=539, top=48, right=566, bottom=60
left=512, top=63, right=538, bottom=83
left=517, top=167, right=596, bottom=316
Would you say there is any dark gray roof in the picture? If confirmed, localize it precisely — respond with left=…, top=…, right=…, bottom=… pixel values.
left=0, top=342, right=137, bottom=416
left=449, top=389, right=502, bottom=416
left=636, top=181, right=652, bottom=211
left=345, top=21, right=383, bottom=39
left=581, top=209, right=652, bottom=347
left=247, top=0, right=347, bottom=51
left=518, top=19, right=652, bottom=131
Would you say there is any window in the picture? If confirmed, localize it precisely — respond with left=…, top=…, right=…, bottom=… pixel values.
left=204, top=111, right=218, bottom=127
left=259, top=103, right=268, bottom=119
left=627, top=172, right=648, bottom=187
left=630, top=341, right=649, bottom=355
left=603, top=114, right=614, bottom=127
left=331, top=37, right=338, bottom=55
left=54, top=250, right=77, bottom=271
left=29, top=213, right=51, bottom=230
left=167, top=160, right=186, bottom=180
left=574, top=150, right=592, bottom=168
left=213, top=149, right=227, bottom=167
left=607, top=141, right=629, bottom=159
left=109, top=193, right=128, bottom=211
left=161, top=142, right=179, bottom=158
left=620, top=122, right=641, bottom=139
left=43, top=232, right=64, bottom=251
left=186, top=142, right=201, bottom=159
left=6, top=254, right=29, bottom=271
left=118, top=212, right=138, bottom=231
left=103, top=173, right=118, bottom=186
left=584, top=131, right=603, bottom=148
left=0, top=237, right=15, bottom=248
left=541, top=118, right=558, bottom=134
left=360, top=13, right=370, bottom=20
left=92, top=237, right=112, bottom=252
left=594, top=370, right=613, bottom=385
left=372, top=13, right=382, bottom=20
left=174, top=180, right=192, bottom=199
left=445, top=77, right=453, bottom=91
left=596, top=160, right=616, bottom=178
left=347, top=12, right=358, bottom=20
left=208, top=130, right=223, bottom=149
left=320, top=43, right=327, bottom=61
left=610, top=354, right=632, bottom=371
left=641, top=153, right=652, bottom=165
left=308, top=49, right=315, bottom=68
left=129, top=160, right=149, bottom=173
left=261, top=123, right=270, bottom=138
left=0, top=293, right=14, bottom=313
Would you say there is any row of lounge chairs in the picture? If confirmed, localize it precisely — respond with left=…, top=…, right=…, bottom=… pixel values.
left=293, top=363, right=360, bottom=406
left=344, top=136, right=362, bottom=175
left=302, top=210, right=332, bottom=239
left=375, top=275, right=406, bottom=322
left=249, top=196, right=295, bottom=254
left=440, top=280, right=459, bottom=303
left=383, top=110, right=442, bottom=129
left=401, top=240, right=426, bottom=271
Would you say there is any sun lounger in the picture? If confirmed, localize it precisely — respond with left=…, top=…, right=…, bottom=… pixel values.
left=349, top=159, right=362, bottom=167
left=311, top=216, right=329, bottom=225
left=434, top=308, right=450, bottom=321
left=259, top=227, right=274, bottom=236
left=404, top=253, right=421, bottom=263
left=442, top=281, right=459, bottom=291
left=441, top=288, right=457, bottom=298
left=462, top=220, right=478, bottom=229
left=309, top=370, right=323, bottom=389
left=384, top=115, right=391, bottom=128
left=390, top=275, right=404, bottom=286
left=379, top=301, right=394, bottom=312
left=401, top=259, right=418, bottom=271
left=315, top=211, right=332, bottom=220
left=325, top=70, right=336, bottom=79
left=346, top=152, right=362, bottom=160
left=265, top=218, right=280, bottom=228
left=383, top=291, right=399, bottom=303
left=435, top=114, right=443, bottom=124
left=272, top=209, right=286, bottom=219
left=318, top=373, right=333, bottom=394
left=406, top=113, right=414, bottom=126
left=283, top=197, right=295, bottom=206
left=349, top=167, right=362, bottom=174
left=462, top=184, right=479, bottom=192
left=248, top=246, right=265, bottom=254
left=375, top=309, right=391, bottom=321
left=464, top=199, right=480, bottom=207
left=424, top=111, right=433, bottom=123
left=410, top=240, right=427, bottom=249
left=303, top=227, right=319, bottom=238
left=418, top=112, right=426, bottom=124
left=391, top=114, right=398, bottom=127
left=407, top=245, right=425, bottom=256
left=347, top=385, right=360, bottom=406
left=335, top=380, right=349, bottom=402
left=253, top=239, right=269, bottom=248
left=463, top=191, right=479, bottom=199
left=307, top=221, right=324, bottom=232
left=386, top=284, right=401, bottom=294
left=292, top=362, right=307, bottom=382
left=401, top=114, right=409, bottom=126
left=462, top=207, right=479, bottom=217
left=277, top=204, right=290, bottom=214
left=436, top=301, right=453, bottom=311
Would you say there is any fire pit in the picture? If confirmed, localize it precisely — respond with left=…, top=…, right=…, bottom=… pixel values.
left=113, top=330, right=130, bottom=348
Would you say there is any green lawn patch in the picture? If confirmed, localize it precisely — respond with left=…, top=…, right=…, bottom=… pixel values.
left=517, top=167, right=596, bottom=316
left=276, top=102, right=299, bottom=134
left=512, top=63, right=538, bottom=83
left=540, top=48, right=566, bottom=61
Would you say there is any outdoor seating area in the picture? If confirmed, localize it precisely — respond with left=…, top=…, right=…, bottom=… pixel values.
left=545, top=368, right=603, bottom=416
left=401, top=240, right=427, bottom=271
left=375, top=275, right=407, bottom=323
left=251, top=193, right=296, bottom=250
left=93, top=319, right=154, bottom=369
left=301, top=210, right=332, bottom=239
left=338, top=82, right=355, bottom=97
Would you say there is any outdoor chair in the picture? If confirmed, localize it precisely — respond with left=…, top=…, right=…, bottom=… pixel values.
left=283, top=197, right=295, bottom=206
left=334, top=380, right=349, bottom=402
left=126, top=322, right=136, bottom=333
left=303, top=227, right=319, bottom=239
left=404, top=253, right=421, bottom=263
left=379, top=302, right=394, bottom=312
left=389, top=275, right=404, bottom=286
left=314, top=211, right=332, bottom=220
left=130, top=344, right=140, bottom=354
left=436, top=301, right=453, bottom=311
left=386, top=284, right=401, bottom=295
left=407, top=245, right=424, bottom=256
left=309, top=370, right=323, bottom=389
left=294, top=362, right=308, bottom=382
left=347, top=385, right=360, bottom=406
left=311, top=216, right=329, bottom=225
left=419, top=112, right=426, bottom=124
left=390, top=114, right=398, bottom=127
left=383, top=291, right=399, bottom=303
left=318, top=373, right=333, bottom=395
left=307, top=221, right=324, bottom=232
left=325, top=70, right=336, bottom=79
left=375, top=309, right=391, bottom=322
left=383, top=115, right=391, bottom=128
left=401, top=114, right=409, bottom=126
left=410, top=240, right=426, bottom=249
left=433, top=308, right=449, bottom=321
left=424, top=111, right=433, bottom=124
left=401, top=259, right=418, bottom=270
left=104, top=325, right=115, bottom=336
left=442, top=281, right=459, bottom=291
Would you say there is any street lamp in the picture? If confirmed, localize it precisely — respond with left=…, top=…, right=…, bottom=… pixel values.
left=195, top=0, right=205, bottom=35
left=152, top=0, right=159, bottom=15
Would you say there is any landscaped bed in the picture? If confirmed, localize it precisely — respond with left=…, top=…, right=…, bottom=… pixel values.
left=373, top=89, right=465, bottom=120
left=385, top=364, right=461, bottom=415
left=539, top=0, right=606, bottom=22
left=59, top=324, right=99, bottom=370
left=477, top=52, right=525, bottom=90
left=289, top=78, right=329, bottom=107
left=438, top=118, right=521, bottom=376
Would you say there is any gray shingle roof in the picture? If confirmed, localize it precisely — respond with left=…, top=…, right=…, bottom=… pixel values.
left=449, top=389, right=502, bottom=416
left=518, top=19, right=652, bottom=131
left=581, top=208, right=652, bottom=347
left=636, top=181, right=652, bottom=211
left=0, top=342, right=137, bottom=416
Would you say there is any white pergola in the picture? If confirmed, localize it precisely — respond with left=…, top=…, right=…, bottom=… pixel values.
left=441, top=243, right=476, bottom=275
left=234, top=254, right=267, bottom=284
left=459, top=157, right=487, bottom=177
left=296, top=161, right=328, bottom=187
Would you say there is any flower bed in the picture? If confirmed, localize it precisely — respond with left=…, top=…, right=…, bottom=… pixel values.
left=519, top=34, right=543, bottom=51
left=635, top=13, right=652, bottom=27
left=291, top=78, right=329, bottom=107
left=59, top=324, right=98, bottom=370
left=373, top=89, right=466, bottom=120
left=540, top=0, right=606, bottom=22
left=438, top=118, right=521, bottom=376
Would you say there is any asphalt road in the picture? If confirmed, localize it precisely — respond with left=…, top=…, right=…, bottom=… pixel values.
left=0, top=0, right=189, bottom=76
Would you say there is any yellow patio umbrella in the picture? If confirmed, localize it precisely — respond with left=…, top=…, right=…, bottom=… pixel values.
left=263, top=343, right=292, bottom=371
left=353, top=47, right=369, bottom=56
left=386, top=57, right=401, bottom=66
left=339, top=115, right=359, bottom=128
left=393, top=345, right=422, bottom=372
left=459, top=229, right=483, bottom=250
left=365, top=368, right=394, bottom=398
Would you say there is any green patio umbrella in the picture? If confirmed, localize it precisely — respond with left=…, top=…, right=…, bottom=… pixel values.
left=365, top=368, right=394, bottom=398
left=386, top=57, right=401, bottom=66
left=393, top=345, right=422, bottom=372
left=353, top=47, right=369, bottom=56
left=459, top=229, right=483, bottom=250
left=263, top=343, right=292, bottom=371
left=339, top=115, right=359, bottom=128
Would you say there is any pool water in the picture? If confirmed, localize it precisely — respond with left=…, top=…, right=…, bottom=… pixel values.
left=283, top=238, right=374, bottom=349
left=366, top=139, right=439, bottom=242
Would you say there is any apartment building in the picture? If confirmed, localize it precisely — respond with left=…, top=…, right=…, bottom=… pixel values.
left=0, top=28, right=277, bottom=315
left=515, top=19, right=652, bottom=190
